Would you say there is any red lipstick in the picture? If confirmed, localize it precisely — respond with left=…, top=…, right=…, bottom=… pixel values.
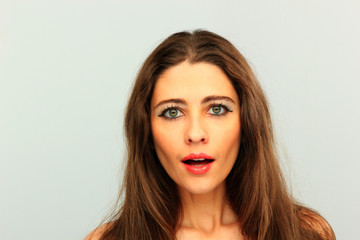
left=181, top=153, right=215, bottom=175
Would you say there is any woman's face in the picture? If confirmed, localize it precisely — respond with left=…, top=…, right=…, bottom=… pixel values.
left=150, top=61, right=241, bottom=195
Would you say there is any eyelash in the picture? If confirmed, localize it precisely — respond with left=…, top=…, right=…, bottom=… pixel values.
left=158, top=103, right=233, bottom=121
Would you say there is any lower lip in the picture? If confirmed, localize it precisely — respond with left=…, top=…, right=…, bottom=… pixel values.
left=182, top=161, right=214, bottom=175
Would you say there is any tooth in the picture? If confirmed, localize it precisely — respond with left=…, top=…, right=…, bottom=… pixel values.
left=193, top=158, right=205, bottom=161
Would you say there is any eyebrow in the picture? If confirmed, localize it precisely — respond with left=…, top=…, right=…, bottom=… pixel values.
left=154, top=95, right=235, bottom=109
left=201, top=95, right=235, bottom=104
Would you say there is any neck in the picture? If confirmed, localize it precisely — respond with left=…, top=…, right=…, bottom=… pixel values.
left=178, top=182, right=238, bottom=233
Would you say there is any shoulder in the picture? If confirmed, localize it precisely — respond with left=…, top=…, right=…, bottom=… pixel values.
left=297, top=207, right=335, bottom=240
left=85, top=223, right=113, bottom=240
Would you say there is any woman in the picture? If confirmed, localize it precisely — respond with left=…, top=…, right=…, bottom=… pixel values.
left=86, top=30, right=335, bottom=240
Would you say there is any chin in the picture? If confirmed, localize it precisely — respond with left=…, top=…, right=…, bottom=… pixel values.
left=179, top=180, right=223, bottom=195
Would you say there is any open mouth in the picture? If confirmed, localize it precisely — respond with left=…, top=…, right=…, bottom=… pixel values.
left=182, top=158, right=215, bottom=166
left=181, top=153, right=215, bottom=174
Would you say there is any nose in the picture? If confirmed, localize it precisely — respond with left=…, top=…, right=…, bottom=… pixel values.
left=184, top=116, right=208, bottom=145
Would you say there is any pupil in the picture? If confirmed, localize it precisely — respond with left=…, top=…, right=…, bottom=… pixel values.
left=170, top=109, right=177, bottom=117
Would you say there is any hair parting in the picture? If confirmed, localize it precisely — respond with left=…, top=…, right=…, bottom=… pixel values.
left=94, top=30, right=335, bottom=240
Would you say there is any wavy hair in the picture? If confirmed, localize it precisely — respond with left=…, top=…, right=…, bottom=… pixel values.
left=96, top=30, right=335, bottom=240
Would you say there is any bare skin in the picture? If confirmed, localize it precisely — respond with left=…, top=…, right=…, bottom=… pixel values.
left=85, top=183, right=245, bottom=240
left=176, top=181, right=245, bottom=240
left=85, top=62, right=335, bottom=240
left=86, top=62, right=245, bottom=240
left=151, top=62, right=245, bottom=240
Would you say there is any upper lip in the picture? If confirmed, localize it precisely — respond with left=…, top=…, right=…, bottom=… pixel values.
left=181, top=153, right=215, bottom=161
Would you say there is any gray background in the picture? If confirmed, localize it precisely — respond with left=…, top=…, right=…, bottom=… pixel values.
left=1, top=0, right=359, bottom=239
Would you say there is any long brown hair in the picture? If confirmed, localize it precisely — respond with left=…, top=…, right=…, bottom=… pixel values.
left=98, top=30, right=335, bottom=240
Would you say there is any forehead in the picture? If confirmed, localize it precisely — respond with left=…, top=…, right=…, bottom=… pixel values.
left=151, top=62, right=238, bottom=104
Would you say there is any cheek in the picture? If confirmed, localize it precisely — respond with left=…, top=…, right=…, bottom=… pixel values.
left=216, top=119, right=241, bottom=158
left=151, top=121, right=181, bottom=162
left=223, top=124, right=241, bottom=144
left=151, top=121, right=184, bottom=183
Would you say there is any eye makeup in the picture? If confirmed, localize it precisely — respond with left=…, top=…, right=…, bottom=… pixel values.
left=157, top=101, right=233, bottom=121
left=207, top=103, right=233, bottom=116
left=158, top=105, right=184, bottom=120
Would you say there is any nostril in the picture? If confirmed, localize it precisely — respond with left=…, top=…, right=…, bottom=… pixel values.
left=185, top=130, right=208, bottom=144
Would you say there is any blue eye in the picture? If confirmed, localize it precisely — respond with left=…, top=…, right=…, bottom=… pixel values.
left=160, top=107, right=182, bottom=120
